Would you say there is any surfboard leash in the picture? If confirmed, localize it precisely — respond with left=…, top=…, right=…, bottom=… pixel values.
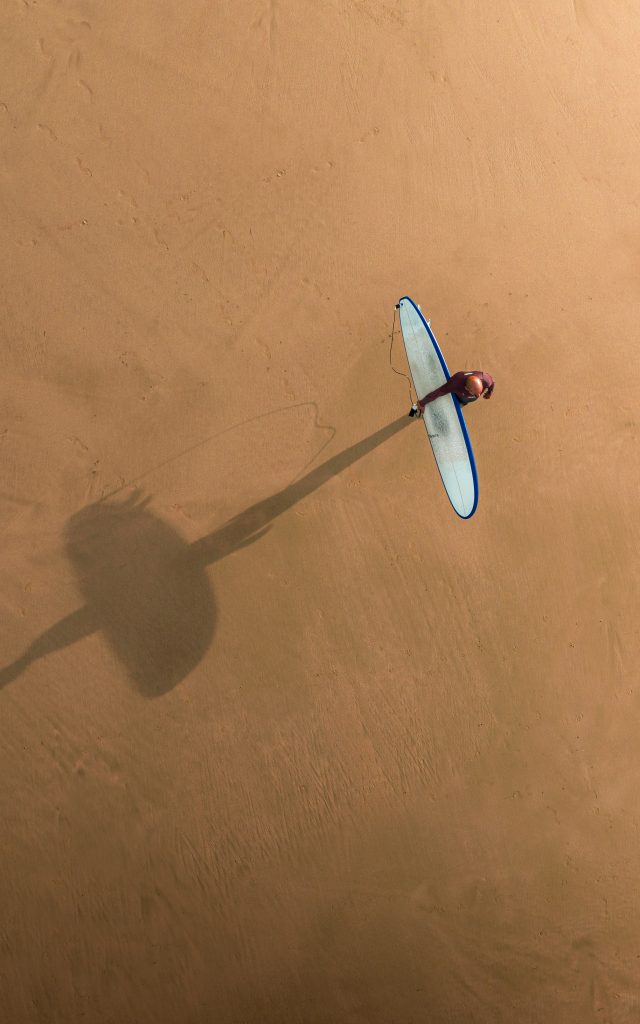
left=388, top=304, right=415, bottom=405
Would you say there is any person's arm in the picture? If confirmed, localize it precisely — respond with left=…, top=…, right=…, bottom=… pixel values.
left=418, top=379, right=455, bottom=408
left=482, top=374, right=495, bottom=399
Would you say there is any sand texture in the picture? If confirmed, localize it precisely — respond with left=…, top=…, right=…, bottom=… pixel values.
left=2, top=1, right=640, bottom=1021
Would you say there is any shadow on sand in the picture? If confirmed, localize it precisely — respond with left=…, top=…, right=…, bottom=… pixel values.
left=0, top=415, right=411, bottom=697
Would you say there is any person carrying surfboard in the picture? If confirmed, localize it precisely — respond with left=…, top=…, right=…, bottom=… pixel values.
left=411, top=371, right=494, bottom=415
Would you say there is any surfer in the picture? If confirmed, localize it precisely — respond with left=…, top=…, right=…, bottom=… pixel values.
left=411, top=371, right=494, bottom=415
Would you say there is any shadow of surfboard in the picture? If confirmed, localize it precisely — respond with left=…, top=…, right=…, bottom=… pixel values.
left=0, top=415, right=410, bottom=697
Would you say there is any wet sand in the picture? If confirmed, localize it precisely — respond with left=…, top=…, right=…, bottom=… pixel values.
left=1, top=2, right=639, bottom=1021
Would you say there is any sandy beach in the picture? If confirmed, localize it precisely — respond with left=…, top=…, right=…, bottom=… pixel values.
left=2, top=2, right=640, bottom=1021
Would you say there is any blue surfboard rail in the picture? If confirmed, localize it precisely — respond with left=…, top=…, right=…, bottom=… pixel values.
left=398, top=296, right=479, bottom=519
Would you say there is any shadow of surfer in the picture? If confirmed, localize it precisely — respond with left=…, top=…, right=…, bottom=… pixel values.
left=0, top=415, right=410, bottom=697
left=189, top=414, right=409, bottom=567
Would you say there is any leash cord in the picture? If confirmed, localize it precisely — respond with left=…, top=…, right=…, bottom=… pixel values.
left=388, top=305, right=415, bottom=405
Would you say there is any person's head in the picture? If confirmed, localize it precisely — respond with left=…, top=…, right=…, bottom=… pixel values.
left=464, top=374, right=484, bottom=397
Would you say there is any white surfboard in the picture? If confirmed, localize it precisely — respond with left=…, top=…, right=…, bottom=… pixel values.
left=398, top=296, right=479, bottom=519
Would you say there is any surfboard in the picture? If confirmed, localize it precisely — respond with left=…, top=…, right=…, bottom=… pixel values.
left=398, top=296, right=479, bottom=519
